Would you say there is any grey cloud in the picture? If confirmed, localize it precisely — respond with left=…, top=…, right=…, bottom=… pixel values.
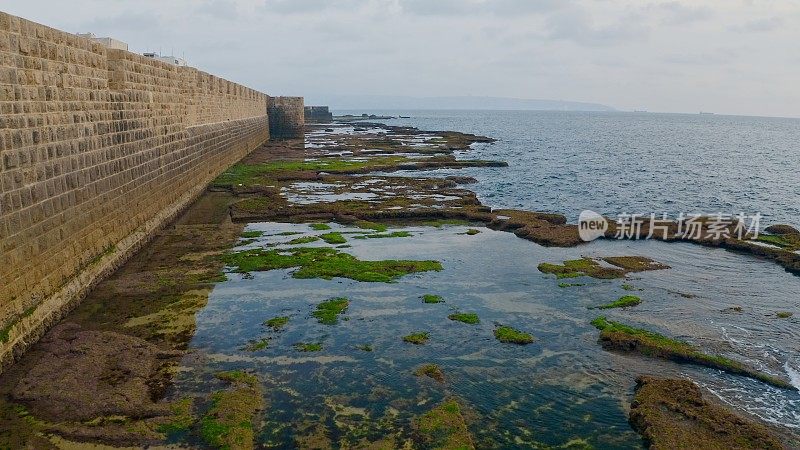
left=82, top=11, right=162, bottom=33
left=652, top=2, right=713, bottom=25
left=262, top=0, right=351, bottom=15
left=546, top=9, right=648, bottom=47
left=398, top=0, right=568, bottom=17
left=197, top=0, right=241, bottom=21
left=729, top=17, right=783, bottom=33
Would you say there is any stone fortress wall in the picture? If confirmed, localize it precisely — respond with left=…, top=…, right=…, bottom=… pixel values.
left=268, top=96, right=305, bottom=138
left=0, top=11, right=303, bottom=371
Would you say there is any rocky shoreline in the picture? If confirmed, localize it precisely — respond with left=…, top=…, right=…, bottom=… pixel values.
left=0, top=119, right=797, bottom=449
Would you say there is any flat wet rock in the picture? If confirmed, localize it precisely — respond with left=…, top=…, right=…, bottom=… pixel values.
left=12, top=323, right=176, bottom=423
left=630, top=376, right=784, bottom=450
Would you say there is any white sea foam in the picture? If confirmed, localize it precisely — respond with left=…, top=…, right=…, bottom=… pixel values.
left=785, top=361, right=800, bottom=391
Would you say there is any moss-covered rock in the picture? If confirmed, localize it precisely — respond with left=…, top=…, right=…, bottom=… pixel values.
left=294, top=342, right=323, bottom=352
left=403, top=332, right=429, bottom=345
left=423, top=294, right=444, bottom=304
left=263, top=316, right=289, bottom=330
left=493, top=326, right=534, bottom=345
left=601, top=256, right=670, bottom=272
left=591, top=317, right=795, bottom=390
left=448, top=312, right=479, bottom=325
left=288, top=236, right=320, bottom=245
left=595, top=295, right=642, bottom=310
left=320, top=232, right=347, bottom=244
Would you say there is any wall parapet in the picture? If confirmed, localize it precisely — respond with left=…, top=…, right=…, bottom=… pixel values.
left=0, top=11, right=278, bottom=371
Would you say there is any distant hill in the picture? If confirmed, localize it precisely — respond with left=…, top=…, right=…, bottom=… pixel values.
left=306, top=95, right=615, bottom=112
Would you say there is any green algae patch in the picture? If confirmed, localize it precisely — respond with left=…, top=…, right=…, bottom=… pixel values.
left=413, top=399, right=474, bottom=449
left=213, top=157, right=413, bottom=187
left=313, top=297, right=349, bottom=325
left=537, top=263, right=583, bottom=280
left=221, top=247, right=442, bottom=283
left=448, top=312, right=480, bottom=325
left=539, top=258, right=626, bottom=280
left=403, top=332, right=430, bottom=345
left=294, top=342, right=323, bottom=352
left=464, top=229, right=481, bottom=235
left=420, top=219, right=472, bottom=228
left=356, top=344, right=373, bottom=352
left=310, top=223, right=332, bottom=231
left=352, top=231, right=413, bottom=240
left=240, top=231, right=263, bottom=239
left=320, top=232, right=347, bottom=245
left=558, top=282, right=585, bottom=288
left=0, top=305, right=37, bottom=344
left=288, top=236, right=320, bottom=245
left=0, top=323, right=12, bottom=344
left=423, top=294, right=444, bottom=304
left=243, top=339, right=269, bottom=352
left=595, top=295, right=642, bottom=310
left=494, top=326, right=534, bottom=345
left=158, top=398, right=195, bottom=435
left=414, top=364, right=445, bottom=382
left=630, top=376, right=783, bottom=450
left=355, top=220, right=388, bottom=232
left=756, top=234, right=793, bottom=248
left=591, top=317, right=795, bottom=390
left=777, top=312, right=793, bottom=319
left=264, top=316, right=289, bottom=330
left=276, top=231, right=303, bottom=236
left=201, top=371, right=263, bottom=450
left=622, top=283, right=636, bottom=291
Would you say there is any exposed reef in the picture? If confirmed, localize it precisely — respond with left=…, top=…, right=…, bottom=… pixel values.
left=630, top=376, right=784, bottom=450
left=539, top=256, right=669, bottom=280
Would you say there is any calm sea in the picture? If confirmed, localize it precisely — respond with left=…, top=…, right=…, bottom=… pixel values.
left=339, top=110, right=800, bottom=228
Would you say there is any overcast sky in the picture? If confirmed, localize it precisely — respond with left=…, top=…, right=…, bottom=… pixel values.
left=2, top=0, right=799, bottom=117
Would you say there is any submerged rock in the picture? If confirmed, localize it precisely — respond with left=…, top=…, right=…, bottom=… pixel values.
left=414, top=363, right=445, bottom=383
left=201, top=371, right=264, bottom=450
left=630, top=376, right=784, bottom=450
left=413, top=399, right=474, bottom=449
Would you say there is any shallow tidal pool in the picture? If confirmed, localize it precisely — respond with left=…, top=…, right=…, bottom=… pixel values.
left=166, top=221, right=800, bottom=449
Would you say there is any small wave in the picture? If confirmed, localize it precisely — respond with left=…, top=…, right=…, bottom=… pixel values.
left=785, top=361, right=800, bottom=391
